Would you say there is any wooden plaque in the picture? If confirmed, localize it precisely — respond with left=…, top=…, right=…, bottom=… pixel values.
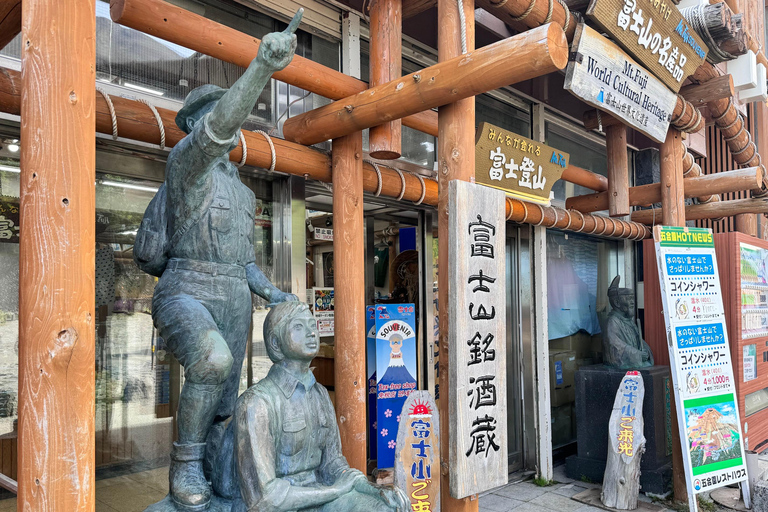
left=448, top=180, right=507, bottom=499
left=394, top=391, right=441, bottom=512
left=586, top=0, right=707, bottom=92
left=474, top=122, right=567, bottom=205
left=565, top=24, right=678, bottom=143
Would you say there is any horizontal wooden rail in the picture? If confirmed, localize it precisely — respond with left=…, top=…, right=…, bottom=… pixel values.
left=109, top=0, right=438, bottom=136
left=632, top=197, right=768, bottom=224
left=475, top=0, right=577, bottom=41
left=562, top=164, right=608, bottom=192
left=565, top=167, right=761, bottom=212
left=283, top=23, right=568, bottom=145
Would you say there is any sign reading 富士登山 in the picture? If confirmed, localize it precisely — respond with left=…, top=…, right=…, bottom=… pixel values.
left=474, top=122, right=567, bottom=205
left=448, top=181, right=507, bottom=499
left=586, top=0, right=707, bottom=93
left=654, top=226, right=749, bottom=507
left=564, top=24, right=678, bottom=144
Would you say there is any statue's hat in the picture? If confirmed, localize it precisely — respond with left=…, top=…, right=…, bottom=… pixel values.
left=608, top=275, right=633, bottom=298
left=175, top=84, right=228, bottom=133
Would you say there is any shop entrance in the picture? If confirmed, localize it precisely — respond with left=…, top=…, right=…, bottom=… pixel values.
left=506, top=227, right=525, bottom=473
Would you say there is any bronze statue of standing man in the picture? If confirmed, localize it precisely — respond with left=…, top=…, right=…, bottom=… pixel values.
left=146, top=12, right=303, bottom=511
left=603, top=276, right=654, bottom=369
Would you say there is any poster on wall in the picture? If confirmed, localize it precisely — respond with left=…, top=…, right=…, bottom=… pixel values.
left=654, top=227, right=748, bottom=504
left=312, top=288, right=334, bottom=336
left=743, top=345, right=757, bottom=383
left=739, top=243, right=768, bottom=339
left=375, top=304, right=418, bottom=469
left=367, top=306, right=378, bottom=461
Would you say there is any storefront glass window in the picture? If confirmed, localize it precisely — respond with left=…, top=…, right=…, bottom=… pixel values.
left=546, top=122, right=610, bottom=206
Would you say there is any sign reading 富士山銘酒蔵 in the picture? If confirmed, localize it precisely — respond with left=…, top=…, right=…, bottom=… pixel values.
left=586, top=0, right=707, bottom=93
left=474, top=122, right=567, bottom=205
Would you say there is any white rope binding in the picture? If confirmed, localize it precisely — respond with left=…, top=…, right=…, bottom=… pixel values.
left=457, top=0, right=468, bottom=54
left=253, top=130, right=276, bottom=172
left=395, top=169, right=407, bottom=201
left=237, top=132, right=248, bottom=168
left=414, top=174, right=426, bottom=205
left=138, top=99, right=165, bottom=150
left=97, top=88, right=118, bottom=141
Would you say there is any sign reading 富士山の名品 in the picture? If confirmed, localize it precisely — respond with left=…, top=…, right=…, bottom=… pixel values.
left=474, top=122, right=567, bottom=205
left=586, top=0, right=707, bottom=93
left=654, top=226, right=749, bottom=504
left=448, top=181, right=507, bottom=499
left=564, top=24, right=678, bottom=144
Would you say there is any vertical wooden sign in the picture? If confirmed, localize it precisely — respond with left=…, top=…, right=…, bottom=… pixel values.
left=602, top=371, right=646, bottom=510
left=394, top=391, right=441, bottom=512
left=448, top=180, right=507, bottom=499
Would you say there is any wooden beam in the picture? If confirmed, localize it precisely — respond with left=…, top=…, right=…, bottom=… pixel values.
left=660, top=129, right=686, bottom=226
left=562, top=164, right=609, bottom=192
left=475, top=0, right=577, bottom=41
left=369, top=0, right=402, bottom=160
left=566, top=166, right=762, bottom=212
left=606, top=125, right=629, bottom=217
left=332, top=132, right=367, bottom=473
left=632, top=197, right=768, bottom=223
left=109, top=0, right=438, bottom=136
left=19, top=0, right=96, bottom=509
left=0, top=1, right=20, bottom=51
left=437, top=0, right=477, bottom=508
left=282, top=23, right=568, bottom=145
left=679, top=75, right=734, bottom=106
left=403, top=0, right=436, bottom=18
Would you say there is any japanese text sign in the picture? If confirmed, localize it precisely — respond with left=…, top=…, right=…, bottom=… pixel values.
left=586, top=0, right=707, bottom=92
left=564, top=24, right=678, bottom=143
left=474, top=122, right=566, bottom=205
left=654, top=227, right=748, bottom=497
left=608, top=372, right=646, bottom=461
left=395, top=391, right=441, bottom=512
left=312, top=288, right=334, bottom=336
left=0, top=202, right=19, bottom=244
left=448, top=180, right=507, bottom=498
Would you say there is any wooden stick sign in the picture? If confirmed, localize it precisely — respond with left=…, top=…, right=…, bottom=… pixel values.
left=602, top=372, right=646, bottom=510
left=394, top=391, right=440, bottom=512
left=586, top=0, right=707, bottom=93
left=565, top=24, right=678, bottom=143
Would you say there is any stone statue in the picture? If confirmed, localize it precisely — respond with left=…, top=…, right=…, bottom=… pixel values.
left=208, top=301, right=409, bottom=512
left=603, top=276, right=654, bottom=369
left=146, top=12, right=302, bottom=511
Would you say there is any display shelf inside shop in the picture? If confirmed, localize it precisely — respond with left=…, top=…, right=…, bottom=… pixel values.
left=741, top=280, right=768, bottom=339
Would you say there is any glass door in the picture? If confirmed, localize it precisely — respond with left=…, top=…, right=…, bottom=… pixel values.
left=506, top=228, right=524, bottom=472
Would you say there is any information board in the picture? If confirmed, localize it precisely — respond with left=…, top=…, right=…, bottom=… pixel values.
left=447, top=180, right=507, bottom=498
left=654, top=226, right=748, bottom=502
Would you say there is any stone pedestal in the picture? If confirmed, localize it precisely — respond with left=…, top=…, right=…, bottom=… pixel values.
left=566, top=365, right=672, bottom=494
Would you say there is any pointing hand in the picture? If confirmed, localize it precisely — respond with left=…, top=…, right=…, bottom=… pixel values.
left=256, top=9, right=302, bottom=73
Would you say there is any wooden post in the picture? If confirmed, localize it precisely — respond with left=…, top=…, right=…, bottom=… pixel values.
left=369, top=0, right=402, bottom=160
left=660, top=129, right=686, bottom=226
left=332, top=132, right=367, bottom=473
left=607, top=125, right=630, bottom=217
left=437, top=0, right=478, bottom=509
left=0, top=0, right=21, bottom=51
left=282, top=23, right=568, bottom=145
left=736, top=214, right=758, bottom=236
left=19, top=0, right=96, bottom=509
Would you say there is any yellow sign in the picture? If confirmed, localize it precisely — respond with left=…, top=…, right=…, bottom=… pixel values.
left=474, top=122, right=567, bottom=205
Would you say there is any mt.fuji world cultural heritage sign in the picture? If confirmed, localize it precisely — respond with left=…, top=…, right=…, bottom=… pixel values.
left=654, top=227, right=749, bottom=507
left=565, top=24, right=678, bottom=143
left=448, top=180, right=507, bottom=499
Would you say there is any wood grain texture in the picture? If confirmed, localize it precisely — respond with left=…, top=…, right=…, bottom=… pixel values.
left=403, top=0, right=436, bottom=18
left=369, top=0, right=402, bottom=160
left=0, top=0, right=20, bottom=51
left=586, top=0, right=707, bottom=92
left=447, top=181, right=507, bottom=499
left=110, top=0, right=438, bottom=136
left=562, top=164, right=609, bottom=191
left=679, top=75, right=734, bottom=105
left=565, top=24, right=678, bottom=144
left=19, top=0, right=96, bottom=510
left=437, top=0, right=478, bottom=508
left=660, top=129, right=685, bottom=226
left=475, top=0, right=577, bottom=41
left=283, top=23, right=568, bottom=145
left=633, top=197, right=768, bottom=224
left=566, top=166, right=761, bottom=212
left=331, top=132, right=367, bottom=473
left=606, top=124, right=630, bottom=217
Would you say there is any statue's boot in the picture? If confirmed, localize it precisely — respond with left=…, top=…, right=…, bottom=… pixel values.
left=170, top=441, right=211, bottom=511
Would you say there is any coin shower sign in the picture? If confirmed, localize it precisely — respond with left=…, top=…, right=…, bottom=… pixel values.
left=448, top=180, right=507, bottom=499
left=564, top=24, right=678, bottom=143
left=586, top=0, right=707, bottom=93
left=654, top=227, right=748, bottom=503
left=474, top=122, right=567, bottom=205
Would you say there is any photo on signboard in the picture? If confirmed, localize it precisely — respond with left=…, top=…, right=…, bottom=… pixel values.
left=684, top=394, right=743, bottom=473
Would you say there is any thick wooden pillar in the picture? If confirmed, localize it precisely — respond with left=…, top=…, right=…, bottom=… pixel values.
left=332, top=132, right=367, bottom=473
left=606, top=125, right=629, bottom=217
left=736, top=214, right=758, bottom=236
left=437, top=0, right=477, bottom=510
left=19, top=0, right=96, bottom=510
left=659, top=128, right=687, bottom=504
left=369, top=0, right=402, bottom=160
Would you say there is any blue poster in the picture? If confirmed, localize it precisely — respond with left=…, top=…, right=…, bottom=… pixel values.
left=375, top=304, right=417, bottom=469
left=366, top=306, right=377, bottom=460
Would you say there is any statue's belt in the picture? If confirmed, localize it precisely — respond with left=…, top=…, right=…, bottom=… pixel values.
left=167, top=258, right=246, bottom=279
